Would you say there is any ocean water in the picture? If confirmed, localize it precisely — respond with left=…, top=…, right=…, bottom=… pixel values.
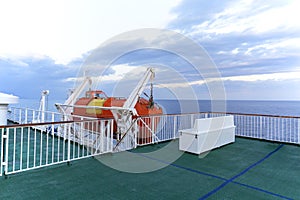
left=14, top=99, right=300, bottom=117
left=14, top=99, right=64, bottom=113
left=11, top=98, right=300, bottom=144
left=157, top=100, right=300, bottom=117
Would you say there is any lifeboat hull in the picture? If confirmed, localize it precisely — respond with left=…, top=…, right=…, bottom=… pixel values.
left=72, top=91, right=163, bottom=144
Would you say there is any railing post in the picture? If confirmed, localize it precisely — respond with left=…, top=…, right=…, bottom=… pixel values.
left=105, top=120, right=109, bottom=153
left=67, top=123, right=71, bottom=162
left=233, top=115, right=237, bottom=136
left=134, top=118, right=138, bottom=148
left=11, top=107, right=15, bottom=122
left=110, top=120, right=114, bottom=152
left=173, top=116, right=177, bottom=139
left=191, top=114, right=194, bottom=128
left=0, top=128, right=4, bottom=176
left=4, top=128, right=9, bottom=176
left=151, top=116, right=155, bottom=144
left=52, top=113, right=55, bottom=123
left=259, top=116, right=262, bottom=139
left=298, top=118, right=300, bottom=145
left=19, top=109, right=22, bottom=124
left=32, top=110, right=35, bottom=123
left=25, top=108, right=28, bottom=124
left=100, top=120, right=104, bottom=153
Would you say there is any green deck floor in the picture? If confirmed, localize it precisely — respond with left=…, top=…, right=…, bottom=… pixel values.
left=0, top=137, right=299, bottom=200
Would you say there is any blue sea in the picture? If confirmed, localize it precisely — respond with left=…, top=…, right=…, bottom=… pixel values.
left=157, top=100, right=300, bottom=117
left=14, top=99, right=300, bottom=117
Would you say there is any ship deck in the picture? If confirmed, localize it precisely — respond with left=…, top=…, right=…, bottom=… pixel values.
left=0, top=137, right=299, bottom=200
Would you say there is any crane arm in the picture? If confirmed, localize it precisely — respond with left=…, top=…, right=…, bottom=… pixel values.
left=56, top=76, right=92, bottom=116
left=64, top=76, right=92, bottom=106
left=122, top=67, right=154, bottom=114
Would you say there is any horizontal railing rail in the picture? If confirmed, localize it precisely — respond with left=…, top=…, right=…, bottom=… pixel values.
left=208, top=112, right=300, bottom=119
left=1, top=111, right=299, bottom=176
left=0, top=118, right=102, bottom=129
left=1, top=118, right=113, bottom=176
left=136, top=113, right=207, bottom=146
left=233, top=114, right=300, bottom=144
left=8, top=107, right=63, bottom=124
left=7, top=106, right=101, bottom=125
left=136, top=112, right=300, bottom=146
left=148, top=111, right=300, bottom=119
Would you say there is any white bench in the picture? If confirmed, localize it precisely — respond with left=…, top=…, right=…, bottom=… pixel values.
left=179, top=115, right=235, bottom=154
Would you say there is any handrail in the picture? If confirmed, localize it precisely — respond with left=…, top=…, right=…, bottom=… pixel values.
left=0, top=118, right=102, bottom=129
left=1, top=109, right=299, bottom=177
left=146, top=112, right=300, bottom=119
left=209, top=112, right=300, bottom=119
left=3, top=111, right=300, bottom=129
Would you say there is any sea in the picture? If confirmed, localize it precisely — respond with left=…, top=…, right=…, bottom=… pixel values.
left=157, top=100, right=300, bottom=117
left=14, top=99, right=300, bottom=117
left=11, top=98, right=300, bottom=144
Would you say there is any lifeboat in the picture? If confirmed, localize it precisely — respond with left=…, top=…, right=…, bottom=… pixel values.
left=55, top=68, right=163, bottom=145
left=72, top=90, right=163, bottom=144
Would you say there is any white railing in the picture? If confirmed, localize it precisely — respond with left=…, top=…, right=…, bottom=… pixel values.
left=7, top=106, right=100, bottom=131
left=136, top=113, right=207, bottom=146
left=232, top=113, right=300, bottom=144
left=0, top=118, right=113, bottom=176
left=200, top=112, right=300, bottom=144
left=136, top=112, right=300, bottom=146
left=1, top=111, right=300, bottom=176
left=0, top=128, right=3, bottom=177
left=7, top=107, right=64, bottom=124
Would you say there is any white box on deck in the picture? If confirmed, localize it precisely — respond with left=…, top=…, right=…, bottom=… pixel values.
left=179, top=115, right=236, bottom=154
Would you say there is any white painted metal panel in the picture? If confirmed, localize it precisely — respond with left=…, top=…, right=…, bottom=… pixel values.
left=179, top=115, right=236, bottom=154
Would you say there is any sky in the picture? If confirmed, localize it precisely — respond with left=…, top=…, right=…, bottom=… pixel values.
left=0, top=0, right=299, bottom=101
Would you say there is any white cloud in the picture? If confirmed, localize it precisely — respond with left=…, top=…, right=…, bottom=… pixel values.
left=155, top=82, right=191, bottom=89
left=98, top=65, right=142, bottom=82
left=190, top=0, right=300, bottom=36
left=245, top=38, right=300, bottom=57
left=216, top=37, right=300, bottom=59
left=205, top=71, right=300, bottom=84
left=63, top=64, right=147, bottom=83
left=221, top=71, right=300, bottom=82
left=156, top=70, right=300, bottom=89
left=231, top=48, right=239, bottom=55
left=0, top=55, right=29, bottom=67
left=0, top=0, right=181, bottom=65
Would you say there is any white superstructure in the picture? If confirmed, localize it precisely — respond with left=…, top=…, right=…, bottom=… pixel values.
left=0, top=92, right=19, bottom=125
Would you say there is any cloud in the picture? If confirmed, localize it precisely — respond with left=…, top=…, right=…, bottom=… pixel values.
left=170, top=0, right=300, bottom=72
left=215, top=37, right=300, bottom=60
left=189, top=0, right=300, bottom=36
left=244, top=38, right=300, bottom=57
left=221, top=71, right=300, bottom=82
left=63, top=64, right=144, bottom=83
left=0, top=56, right=79, bottom=99
left=167, top=0, right=300, bottom=99
left=1, top=1, right=300, bottom=101
left=155, top=70, right=300, bottom=93
left=0, top=0, right=181, bottom=64
left=223, top=78, right=300, bottom=100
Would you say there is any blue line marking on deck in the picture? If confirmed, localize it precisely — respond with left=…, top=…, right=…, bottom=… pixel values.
left=130, top=151, right=227, bottom=181
left=170, top=163, right=227, bottom=181
left=232, top=181, right=293, bottom=200
left=198, top=144, right=287, bottom=200
left=131, top=144, right=291, bottom=200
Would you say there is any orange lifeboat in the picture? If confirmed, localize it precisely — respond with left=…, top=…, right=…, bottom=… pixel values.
left=72, top=90, right=163, bottom=144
